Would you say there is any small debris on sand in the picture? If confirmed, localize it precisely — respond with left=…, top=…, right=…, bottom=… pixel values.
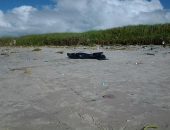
left=23, top=68, right=32, bottom=74
left=10, top=51, right=19, bottom=54
left=162, top=41, right=166, bottom=48
left=145, top=53, right=155, bottom=56
left=0, top=53, right=9, bottom=56
left=135, top=61, right=143, bottom=65
left=32, top=48, right=42, bottom=51
left=56, top=51, right=64, bottom=54
left=102, top=94, right=115, bottom=99
left=141, top=125, right=158, bottom=130
left=102, top=81, right=108, bottom=87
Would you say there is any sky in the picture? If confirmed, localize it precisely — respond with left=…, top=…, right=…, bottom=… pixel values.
left=0, top=0, right=170, bottom=36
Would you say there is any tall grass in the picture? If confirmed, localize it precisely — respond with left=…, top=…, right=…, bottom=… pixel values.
left=0, top=24, right=170, bottom=46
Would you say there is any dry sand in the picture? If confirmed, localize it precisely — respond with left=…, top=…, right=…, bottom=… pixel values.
left=0, top=46, right=170, bottom=130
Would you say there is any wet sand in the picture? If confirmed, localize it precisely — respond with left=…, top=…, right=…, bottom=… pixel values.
left=0, top=46, right=170, bottom=130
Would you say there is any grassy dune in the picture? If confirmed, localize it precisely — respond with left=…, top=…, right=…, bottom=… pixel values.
left=0, top=24, right=170, bottom=46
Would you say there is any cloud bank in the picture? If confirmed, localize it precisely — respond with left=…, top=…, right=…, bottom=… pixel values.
left=0, top=0, right=170, bottom=36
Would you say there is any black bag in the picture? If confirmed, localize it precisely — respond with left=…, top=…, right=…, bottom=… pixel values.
left=67, top=52, right=107, bottom=60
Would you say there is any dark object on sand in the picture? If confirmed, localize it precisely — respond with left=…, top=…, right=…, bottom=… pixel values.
left=145, top=53, right=155, bottom=56
left=56, top=51, right=64, bottom=54
left=67, top=52, right=107, bottom=60
left=102, top=94, right=115, bottom=99
left=32, top=48, right=42, bottom=51
left=0, top=53, right=9, bottom=56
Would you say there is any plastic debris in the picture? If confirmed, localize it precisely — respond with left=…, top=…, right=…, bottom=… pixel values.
left=67, top=52, right=107, bottom=60
left=142, top=125, right=158, bottom=130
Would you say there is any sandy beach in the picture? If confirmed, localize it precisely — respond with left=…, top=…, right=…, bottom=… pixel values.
left=0, top=46, right=170, bottom=130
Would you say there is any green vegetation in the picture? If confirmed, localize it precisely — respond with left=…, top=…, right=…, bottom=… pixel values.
left=0, top=24, right=170, bottom=46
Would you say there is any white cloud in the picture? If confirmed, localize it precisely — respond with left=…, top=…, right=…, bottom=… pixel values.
left=0, top=0, right=170, bottom=36
left=11, top=6, right=37, bottom=22
left=0, top=11, right=11, bottom=28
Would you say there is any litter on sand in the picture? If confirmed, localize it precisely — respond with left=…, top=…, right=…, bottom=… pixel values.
left=56, top=51, right=64, bottom=54
left=145, top=53, right=155, bottom=56
left=135, top=61, right=143, bottom=65
left=102, top=94, right=115, bottom=99
left=142, top=125, right=158, bottom=130
left=32, top=48, right=42, bottom=51
left=67, top=52, right=107, bottom=60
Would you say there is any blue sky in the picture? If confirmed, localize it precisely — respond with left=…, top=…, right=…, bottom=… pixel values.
left=160, top=0, right=170, bottom=9
left=0, top=0, right=54, bottom=11
left=0, top=0, right=170, bottom=36
left=0, top=0, right=169, bottom=11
